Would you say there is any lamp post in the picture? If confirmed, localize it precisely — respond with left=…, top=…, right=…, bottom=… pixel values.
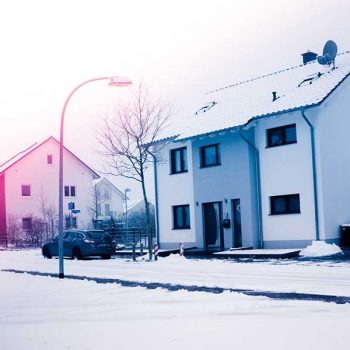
left=58, top=76, right=132, bottom=279
left=124, top=188, right=131, bottom=231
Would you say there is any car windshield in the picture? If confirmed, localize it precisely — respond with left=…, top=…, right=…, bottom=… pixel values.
left=87, top=231, right=107, bottom=239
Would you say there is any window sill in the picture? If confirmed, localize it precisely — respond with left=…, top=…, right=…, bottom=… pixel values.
left=172, top=227, right=191, bottom=230
left=21, top=196, right=32, bottom=198
left=170, top=170, right=188, bottom=175
left=269, top=211, right=301, bottom=216
left=266, top=141, right=297, bottom=149
left=200, top=163, right=221, bottom=169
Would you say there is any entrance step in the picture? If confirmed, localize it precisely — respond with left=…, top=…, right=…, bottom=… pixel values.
left=229, top=246, right=253, bottom=251
left=214, top=248, right=301, bottom=259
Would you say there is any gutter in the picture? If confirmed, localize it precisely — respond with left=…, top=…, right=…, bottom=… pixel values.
left=150, top=152, right=160, bottom=246
left=239, top=128, right=264, bottom=248
left=300, top=109, right=320, bottom=241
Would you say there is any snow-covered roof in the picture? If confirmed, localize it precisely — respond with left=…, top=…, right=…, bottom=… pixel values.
left=169, top=51, right=350, bottom=142
left=0, top=136, right=100, bottom=179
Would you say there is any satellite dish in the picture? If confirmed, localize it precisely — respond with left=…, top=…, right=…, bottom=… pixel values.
left=317, top=40, right=338, bottom=67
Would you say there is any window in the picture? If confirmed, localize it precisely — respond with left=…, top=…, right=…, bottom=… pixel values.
left=103, top=189, right=110, bottom=200
left=170, top=147, right=188, bottom=174
left=22, top=217, right=32, bottom=230
left=21, top=185, right=31, bottom=197
left=267, top=124, right=297, bottom=147
left=173, top=205, right=190, bottom=229
left=47, top=155, right=53, bottom=164
left=65, top=216, right=77, bottom=229
left=77, top=232, right=85, bottom=239
left=270, top=194, right=300, bottom=215
left=64, top=186, right=76, bottom=197
left=97, top=204, right=101, bottom=217
left=105, top=204, right=110, bottom=217
left=200, top=144, right=220, bottom=167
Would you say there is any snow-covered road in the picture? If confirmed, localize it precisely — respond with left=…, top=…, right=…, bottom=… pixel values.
left=1, top=249, right=350, bottom=297
left=1, top=249, right=350, bottom=350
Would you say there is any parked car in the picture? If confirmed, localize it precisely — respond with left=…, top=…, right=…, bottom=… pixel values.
left=42, top=230, right=115, bottom=259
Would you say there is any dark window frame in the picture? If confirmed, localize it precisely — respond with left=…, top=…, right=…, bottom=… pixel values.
left=22, top=217, right=33, bottom=230
left=21, top=185, right=31, bottom=197
left=270, top=194, right=300, bottom=215
left=200, top=143, right=221, bottom=168
left=170, top=147, right=188, bottom=174
left=64, top=185, right=76, bottom=197
left=266, top=124, right=297, bottom=148
left=173, top=204, right=191, bottom=230
left=47, top=154, right=53, bottom=165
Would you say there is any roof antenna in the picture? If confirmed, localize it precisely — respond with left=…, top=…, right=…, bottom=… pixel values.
left=317, top=40, right=338, bottom=69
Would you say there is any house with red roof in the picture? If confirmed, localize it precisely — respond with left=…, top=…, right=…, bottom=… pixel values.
left=0, top=137, right=100, bottom=239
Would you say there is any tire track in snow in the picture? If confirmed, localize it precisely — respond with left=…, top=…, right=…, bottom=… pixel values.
left=3, top=268, right=350, bottom=305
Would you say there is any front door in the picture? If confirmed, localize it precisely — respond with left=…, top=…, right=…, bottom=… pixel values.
left=232, top=199, right=242, bottom=248
left=203, top=202, right=223, bottom=250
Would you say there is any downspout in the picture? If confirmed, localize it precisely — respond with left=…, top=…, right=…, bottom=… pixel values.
left=151, top=152, right=160, bottom=246
left=300, top=109, right=320, bottom=241
left=239, top=127, right=264, bottom=248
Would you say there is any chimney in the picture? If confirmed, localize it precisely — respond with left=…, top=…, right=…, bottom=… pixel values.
left=301, top=50, right=318, bottom=65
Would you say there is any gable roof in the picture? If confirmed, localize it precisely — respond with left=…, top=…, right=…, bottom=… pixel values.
left=0, top=136, right=100, bottom=179
left=171, top=50, right=350, bottom=142
left=93, top=177, right=125, bottom=198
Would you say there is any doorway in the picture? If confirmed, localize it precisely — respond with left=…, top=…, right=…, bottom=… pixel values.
left=203, top=202, right=223, bottom=250
left=231, top=199, right=242, bottom=248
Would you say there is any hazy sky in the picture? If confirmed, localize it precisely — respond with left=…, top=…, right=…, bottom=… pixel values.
left=1, top=0, right=350, bottom=201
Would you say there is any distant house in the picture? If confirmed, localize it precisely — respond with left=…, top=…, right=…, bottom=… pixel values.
left=92, top=177, right=125, bottom=220
left=153, top=49, right=350, bottom=250
left=128, top=199, right=154, bottom=216
left=127, top=199, right=155, bottom=234
left=0, top=136, right=99, bottom=238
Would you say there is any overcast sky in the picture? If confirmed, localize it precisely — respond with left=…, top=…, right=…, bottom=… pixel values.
left=1, top=0, right=350, bottom=202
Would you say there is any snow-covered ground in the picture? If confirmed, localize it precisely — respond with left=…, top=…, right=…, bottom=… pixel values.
left=1, top=249, right=350, bottom=350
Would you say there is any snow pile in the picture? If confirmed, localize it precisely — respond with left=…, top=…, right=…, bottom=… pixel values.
left=300, top=240, right=342, bottom=257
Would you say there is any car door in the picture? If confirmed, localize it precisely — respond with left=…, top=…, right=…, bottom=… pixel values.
left=63, top=231, right=77, bottom=256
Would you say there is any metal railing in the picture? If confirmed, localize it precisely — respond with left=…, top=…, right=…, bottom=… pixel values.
left=104, top=227, right=150, bottom=249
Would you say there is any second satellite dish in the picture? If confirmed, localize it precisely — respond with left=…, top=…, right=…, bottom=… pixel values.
left=317, top=40, right=338, bottom=67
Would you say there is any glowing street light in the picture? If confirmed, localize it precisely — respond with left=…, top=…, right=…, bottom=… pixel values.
left=58, top=76, right=132, bottom=279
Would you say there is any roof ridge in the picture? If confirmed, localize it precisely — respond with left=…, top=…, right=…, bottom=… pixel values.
left=206, top=50, right=350, bottom=95
left=0, top=142, right=38, bottom=169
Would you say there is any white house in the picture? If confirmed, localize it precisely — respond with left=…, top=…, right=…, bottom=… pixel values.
left=0, top=136, right=100, bottom=237
left=154, top=48, right=350, bottom=250
left=92, top=177, right=125, bottom=220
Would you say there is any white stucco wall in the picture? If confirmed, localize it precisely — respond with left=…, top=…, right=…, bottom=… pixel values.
left=191, top=131, right=258, bottom=249
left=5, top=138, right=97, bottom=230
left=256, top=111, right=316, bottom=247
left=157, top=141, right=196, bottom=248
left=157, top=131, right=259, bottom=250
left=316, top=76, right=350, bottom=242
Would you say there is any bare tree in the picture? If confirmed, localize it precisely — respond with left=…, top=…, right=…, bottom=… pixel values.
left=87, top=183, right=102, bottom=227
left=98, top=82, right=171, bottom=259
left=38, top=187, right=57, bottom=238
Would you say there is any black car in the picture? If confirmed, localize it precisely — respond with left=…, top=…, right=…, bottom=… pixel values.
left=42, top=230, right=115, bottom=259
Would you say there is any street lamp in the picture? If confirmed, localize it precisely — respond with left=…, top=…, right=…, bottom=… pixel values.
left=124, top=188, right=131, bottom=231
left=58, top=76, right=132, bottom=279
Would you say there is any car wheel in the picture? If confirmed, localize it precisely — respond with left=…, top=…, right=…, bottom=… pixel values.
left=42, top=246, right=52, bottom=259
left=101, top=254, right=111, bottom=260
left=72, top=247, right=83, bottom=260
